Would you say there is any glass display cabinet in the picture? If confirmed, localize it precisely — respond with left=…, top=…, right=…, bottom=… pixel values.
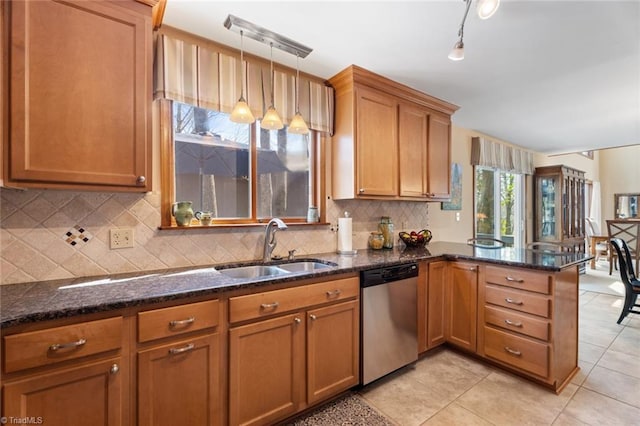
left=534, top=165, right=586, bottom=252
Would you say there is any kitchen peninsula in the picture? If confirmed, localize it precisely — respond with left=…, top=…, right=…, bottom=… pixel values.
left=1, top=242, right=589, bottom=425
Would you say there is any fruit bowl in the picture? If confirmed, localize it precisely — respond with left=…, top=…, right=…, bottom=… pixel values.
left=399, top=229, right=432, bottom=247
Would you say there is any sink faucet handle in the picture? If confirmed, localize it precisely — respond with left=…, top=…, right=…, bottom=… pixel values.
left=288, top=249, right=296, bottom=260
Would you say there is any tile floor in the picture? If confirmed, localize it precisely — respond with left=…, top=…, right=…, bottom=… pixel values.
left=356, top=272, right=640, bottom=425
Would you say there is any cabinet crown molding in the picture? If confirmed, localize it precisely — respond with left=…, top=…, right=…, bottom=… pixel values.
left=328, top=64, right=459, bottom=116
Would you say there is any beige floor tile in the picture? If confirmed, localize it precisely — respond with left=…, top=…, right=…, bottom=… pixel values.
left=582, top=366, right=640, bottom=408
left=570, top=359, right=594, bottom=386
left=551, top=412, right=589, bottom=425
left=359, top=370, right=450, bottom=426
left=578, top=322, right=622, bottom=347
left=578, top=341, right=607, bottom=364
left=562, top=387, right=640, bottom=425
left=597, top=349, right=640, bottom=379
left=421, top=402, right=493, bottom=426
left=608, top=326, right=640, bottom=357
left=456, top=370, right=578, bottom=425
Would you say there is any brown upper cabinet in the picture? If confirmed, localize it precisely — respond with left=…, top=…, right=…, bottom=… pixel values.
left=3, top=0, right=154, bottom=191
left=329, top=65, right=458, bottom=201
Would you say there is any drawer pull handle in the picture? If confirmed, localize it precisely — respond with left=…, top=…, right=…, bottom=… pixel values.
left=326, top=289, right=341, bottom=298
left=506, top=276, right=524, bottom=283
left=110, top=363, right=119, bottom=374
left=504, top=346, right=522, bottom=356
left=309, top=314, right=317, bottom=321
left=294, top=317, right=301, bottom=324
left=504, top=319, right=523, bottom=327
left=169, top=317, right=195, bottom=327
left=468, top=266, right=477, bottom=271
left=169, top=343, right=195, bottom=355
left=260, top=302, right=279, bottom=310
left=49, top=338, right=86, bottom=352
left=505, top=297, right=524, bottom=305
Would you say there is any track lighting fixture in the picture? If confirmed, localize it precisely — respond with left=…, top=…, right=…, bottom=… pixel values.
left=449, top=0, right=500, bottom=61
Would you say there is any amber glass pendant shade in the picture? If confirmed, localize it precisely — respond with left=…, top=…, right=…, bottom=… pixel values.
left=261, top=106, right=284, bottom=130
left=288, top=112, right=309, bottom=134
left=230, top=97, right=255, bottom=123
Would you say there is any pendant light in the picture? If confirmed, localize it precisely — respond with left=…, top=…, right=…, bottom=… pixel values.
left=230, top=30, right=255, bottom=124
left=261, top=43, right=284, bottom=130
left=288, top=54, right=309, bottom=135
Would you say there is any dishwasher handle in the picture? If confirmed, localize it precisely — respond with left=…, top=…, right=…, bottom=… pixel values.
left=361, top=263, right=419, bottom=287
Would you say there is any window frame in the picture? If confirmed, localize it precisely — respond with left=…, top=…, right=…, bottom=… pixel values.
left=473, top=165, right=525, bottom=247
left=158, top=99, right=325, bottom=228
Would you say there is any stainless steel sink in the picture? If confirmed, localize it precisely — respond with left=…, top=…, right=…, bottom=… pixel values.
left=277, top=261, right=335, bottom=273
left=218, top=265, right=290, bottom=279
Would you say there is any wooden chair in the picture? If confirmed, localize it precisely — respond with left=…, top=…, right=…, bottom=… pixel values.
left=467, top=238, right=506, bottom=248
left=606, top=219, right=640, bottom=275
left=585, top=218, right=609, bottom=269
left=609, top=238, right=640, bottom=324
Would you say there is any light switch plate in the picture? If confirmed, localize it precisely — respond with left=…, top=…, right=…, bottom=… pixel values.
left=110, top=228, right=134, bottom=249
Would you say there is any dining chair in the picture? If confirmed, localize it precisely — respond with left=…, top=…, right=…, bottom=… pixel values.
left=585, top=218, right=609, bottom=268
left=606, top=219, right=640, bottom=275
left=467, top=238, right=506, bottom=248
left=609, top=238, right=640, bottom=324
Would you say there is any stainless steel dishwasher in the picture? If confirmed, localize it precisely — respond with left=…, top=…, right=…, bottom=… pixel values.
left=361, top=263, right=419, bottom=385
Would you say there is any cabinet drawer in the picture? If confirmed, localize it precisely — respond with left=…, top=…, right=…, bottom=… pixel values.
left=3, top=317, right=122, bottom=373
left=484, top=305, right=550, bottom=341
left=485, top=285, right=551, bottom=318
left=484, top=326, right=549, bottom=378
left=485, top=265, right=551, bottom=294
left=229, top=277, right=359, bottom=323
left=138, top=300, right=219, bottom=343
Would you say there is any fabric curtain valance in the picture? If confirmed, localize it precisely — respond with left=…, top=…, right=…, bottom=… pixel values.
left=470, top=136, right=534, bottom=175
left=154, top=33, right=334, bottom=134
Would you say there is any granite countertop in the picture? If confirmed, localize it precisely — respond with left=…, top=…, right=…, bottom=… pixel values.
left=0, top=242, right=591, bottom=329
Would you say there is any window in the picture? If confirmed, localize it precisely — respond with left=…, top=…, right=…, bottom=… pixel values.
left=166, top=101, right=318, bottom=226
left=474, top=166, right=525, bottom=247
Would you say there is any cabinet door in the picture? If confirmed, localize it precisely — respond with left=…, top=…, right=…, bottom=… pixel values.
left=445, top=262, right=478, bottom=352
left=427, top=261, right=447, bottom=350
left=399, top=104, right=428, bottom=198
left=3, top=358, right=123, bottom=426
left=8, top=0, right=150, bottom=190
left=307, top=300, right=359, bottom=405
left=229, top=313, right=305, bottom=426
left=138, top=334, right=220, bottom=426
left=355, top=86, right=398, bottom=196
left=426, top=113, right=451, bottom=200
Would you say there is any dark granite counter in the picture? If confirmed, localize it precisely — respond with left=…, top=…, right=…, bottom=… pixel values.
left=0, top=242, right=591, bottom=328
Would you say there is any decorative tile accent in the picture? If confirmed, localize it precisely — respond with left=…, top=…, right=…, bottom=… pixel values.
left=63, top=225, right=93, bottom=246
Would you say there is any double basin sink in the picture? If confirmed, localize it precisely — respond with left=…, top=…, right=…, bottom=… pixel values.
left=218, top=260, right=336, bottom=280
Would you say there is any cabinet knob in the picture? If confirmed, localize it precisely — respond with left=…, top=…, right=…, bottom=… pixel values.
left=294, top=317, right=301, bottom=324
left=358, top=188, right=365, bottom=193
left=309, top=314, right=317, bottom=321
left=110, top=363, right=119, bottom=375
left=136, top=176, right=146, bottom=185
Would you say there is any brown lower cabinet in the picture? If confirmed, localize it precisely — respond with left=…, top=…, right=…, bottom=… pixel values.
left=420, top=260, right=579, bottom=393
left=445, top=261, right=479, bottom=352
left=228, top=277, right=360, bottom=426
left=3, top=357, right=124, bottom=426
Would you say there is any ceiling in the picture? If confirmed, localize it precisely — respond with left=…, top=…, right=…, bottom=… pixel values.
left=162, top=0, right=640, bottom=154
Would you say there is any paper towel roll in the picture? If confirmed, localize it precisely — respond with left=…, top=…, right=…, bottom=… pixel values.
left=337, top=217, right=352, bottom=252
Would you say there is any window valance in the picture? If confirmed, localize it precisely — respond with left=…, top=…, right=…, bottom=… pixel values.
left=154, top=32, right=334, bottom=134
left=470, top=136, right=534, bottom=175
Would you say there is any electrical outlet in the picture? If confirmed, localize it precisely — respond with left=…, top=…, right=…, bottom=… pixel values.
left=110, top=228, right=134, bottom=249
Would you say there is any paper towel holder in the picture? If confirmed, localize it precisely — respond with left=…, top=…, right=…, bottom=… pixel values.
left=337, top=211, right=358, bottom=256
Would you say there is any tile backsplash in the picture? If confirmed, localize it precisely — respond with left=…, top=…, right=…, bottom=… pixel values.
left=0, top=188, right=429, bottom=285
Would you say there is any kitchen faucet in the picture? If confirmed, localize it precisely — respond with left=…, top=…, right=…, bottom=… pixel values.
left=263, top=218, right=287, bottom=262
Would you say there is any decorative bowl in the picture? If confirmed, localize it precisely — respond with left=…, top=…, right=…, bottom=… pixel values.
left=399, top=229, right=432, bottom=247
